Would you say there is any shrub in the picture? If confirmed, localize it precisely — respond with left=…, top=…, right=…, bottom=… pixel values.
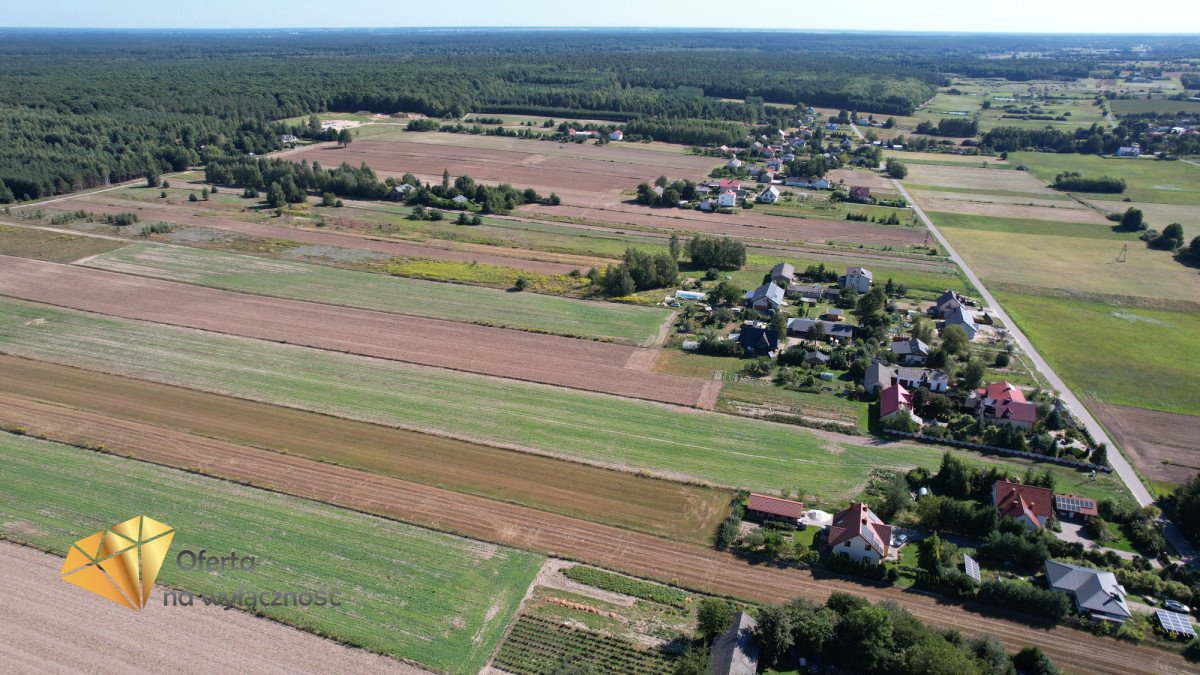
left=977, top=580, right=1069, bottom=622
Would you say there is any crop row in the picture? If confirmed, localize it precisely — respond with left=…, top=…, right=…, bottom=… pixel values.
left=494, top=615, right=675, bottom=675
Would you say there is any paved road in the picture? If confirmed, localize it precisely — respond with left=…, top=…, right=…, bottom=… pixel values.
left=893, top=179, right=1152, bottom=504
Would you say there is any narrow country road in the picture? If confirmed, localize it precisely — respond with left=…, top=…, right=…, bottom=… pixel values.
left=892, top=180, right=1154, bottom=503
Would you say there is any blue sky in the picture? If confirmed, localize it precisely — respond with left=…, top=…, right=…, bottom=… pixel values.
left=4, top=0, right=1199, bottom=33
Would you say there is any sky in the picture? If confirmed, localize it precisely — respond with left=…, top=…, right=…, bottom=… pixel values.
left=4, top=0, right=1200, bottom=33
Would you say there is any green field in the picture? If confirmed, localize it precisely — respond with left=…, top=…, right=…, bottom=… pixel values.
left=928, top=211, right=1133, bottom=240
left=913, top=90, right=1105, bottom=132
left=994, top=292, right=1200, bottom=416
left=1109, top=99, right=1200, bottom=116
left=0, top=300, right=1126, bottom=501
left=0, top=432, right=542, bottom=673
left=82, top=243, right=667, bottom=344
left=1009, top=152, right=1200, bottom=205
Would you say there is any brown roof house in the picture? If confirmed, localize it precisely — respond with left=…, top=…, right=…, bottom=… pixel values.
left=992, top=480, right=1054, bottom=530
left=746, top=494, right=807, bottom=525
left=826, top=503, right=894, bottom=564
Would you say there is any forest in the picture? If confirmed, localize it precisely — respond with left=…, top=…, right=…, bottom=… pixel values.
left=1, top=29, right=1197, bottom=201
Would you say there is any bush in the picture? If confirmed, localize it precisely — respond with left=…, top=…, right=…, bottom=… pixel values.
left=976, top=531, right=1049, bottom=572
left=687, top=235, right=746, bottom=269
left=977, top=580, right=1069, bottom=622
left=513, top=276, right=528, bottom=291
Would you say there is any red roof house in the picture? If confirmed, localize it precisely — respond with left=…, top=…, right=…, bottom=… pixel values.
left=746, top=494, right=806, bottom=524
left=879, top=384, right=921, bottom=424
left=827, top=503, right=894, bottom=563
left=992, top=480, right=1054, bottom=530
left=978, top=382, right=1039, bottom=430
left=718, top=179, right=742, bottom=192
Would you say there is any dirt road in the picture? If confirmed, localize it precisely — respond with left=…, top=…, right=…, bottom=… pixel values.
left=2, top=395, right=1189, bottom=675
left=0, top=256, right=714, bottom=408
left=0, top=542, right=419, bottom=674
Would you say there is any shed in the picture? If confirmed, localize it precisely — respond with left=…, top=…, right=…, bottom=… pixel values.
left=710, top=612, right=759, bottom=675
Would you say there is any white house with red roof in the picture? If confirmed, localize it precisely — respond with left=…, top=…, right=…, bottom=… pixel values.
left=826, top=503, right=895, bottom=564
left=718, top=189, right=738, bottom=208
left=608, top=129, right=624, bottom=141
left=974, top=381, right=1039, bottom=431
left=992, top=479, right=1054, bottom=530
left=879, top=383, right=922, bottom=425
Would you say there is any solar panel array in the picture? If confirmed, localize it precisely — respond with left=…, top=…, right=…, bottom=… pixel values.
left=1054, top=495, right=1096, bottom=512
left=1157, top=609, right=1196, bottom=637
left=963, top=554, right=981, bottom=583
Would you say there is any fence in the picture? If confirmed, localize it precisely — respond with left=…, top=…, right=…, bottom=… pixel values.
left=882, top=429, right=1112, bottom=473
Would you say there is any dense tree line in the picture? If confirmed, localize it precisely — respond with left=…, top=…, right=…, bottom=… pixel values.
left=1052, top=171, right=1126, bottom=193
left=916, top=117, right=980, bottom=137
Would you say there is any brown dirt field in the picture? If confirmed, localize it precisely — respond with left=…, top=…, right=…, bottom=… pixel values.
left=0, top=542, right=418, bottom=674
left=0, top=256, right=712, bottom=408
left=915, top=197, right=1111, bottom=224
left=286, top=139, right=718, bottom=209
left=0, top=357, right=729, bottom=543
left=826, top=168, right=898, bottom=194
left=0, top=223, right=128, bottom=263
left=905, top=163, right=1055, bottom=193
left=909, top=188, right=1076, bottom=209
left=54, top=198, right=584, bottom=275
left=5, top=397, right=1188, bottom=675
left=519, top=203, right=928, bottom=247
left=1090, top=400, right=1200, bottom=485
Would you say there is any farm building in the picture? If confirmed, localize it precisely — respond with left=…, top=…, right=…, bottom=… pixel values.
left=746, top=493, right=806, bottom=525
left=879, top=384, right=921, bottom=425
left=805, top=351, right=830, bottom=366
left=863, top=360, right=894, bottom=393
left=992, top=480, right=1053, bottom=531
left=452, top=194, right=471, bottom=205
left=826, top=503, right=894, bottom=564
left=710, top=612, right=759, bottom=675
left=743, top=283, right=785, bottom=312
left=840, top=266, right=873, bottom=294
left=1045, top=561, right=1130, bottom=623
left=1116, top=146, right=1141, bottom=157
left=769, top=262, right=795, bottom=285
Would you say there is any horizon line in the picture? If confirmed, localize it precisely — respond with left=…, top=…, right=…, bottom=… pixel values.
left=1, top=26, right=1199, bottom=36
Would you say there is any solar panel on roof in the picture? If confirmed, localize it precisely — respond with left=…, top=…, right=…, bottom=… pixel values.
left=1157, top=609, right=1196, bottom=637
left=963, top=554, right=981, bottom=583
left=1055, top=496, right=1096, bottom=512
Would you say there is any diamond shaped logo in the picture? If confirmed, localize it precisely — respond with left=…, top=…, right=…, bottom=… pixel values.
left=59, top=516, right=175, bottom=609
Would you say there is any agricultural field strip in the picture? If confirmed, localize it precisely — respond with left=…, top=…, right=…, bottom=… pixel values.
left=0, top=431, right=543, bottom=674
left=1090, top=400, right=1200, bottom=486
left=79, top=242, right=669, bottom=345
left=31, top=197, right=586, bottom=275
left=0, top=356, right=729, bottom=543
left=0, top=425, right=1176, bottom=675
left=0, top=543, right=419, bottom=675
left=0, top=256, right=712, bottom=408
left=0, top=297, right=1125, bottom=500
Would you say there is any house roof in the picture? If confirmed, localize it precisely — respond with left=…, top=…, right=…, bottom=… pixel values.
left=983, top=381, right=1025, bottom=403
left=850, top=186, right=871, bottom=197
left=880, top=383, right=914, bottom=418
left=710, top=612, right=759, bottom=675
left=981, top=382, right=1037, bottom=424
left=846, top=266, right=873, bottom=280
left=891, top=337, right=929, bottom=358
left=786, top=318, right=856, bottom=340
left=944, top=305, right=979, bottom=333
left=935, top=290, right=961, bottom=308
left=1055, top=494, right=1099, bottom=517
left=719, top=179, right=742, bottom=190
left=736, top=325, right=779, bottom=354
left=1046, top=561, right=1130, bottom=619
left=896, top=366, right=948, bottom=386
left=744, top=282, right=785, bottom=305
left=828, top=503, right=893, bottom=558
left=747, top=494, right=806, bottom=520
left=806, top=350, right=830, bottom=364
left=994, top=480, right=1054, bottom=525
left=864, top=360, right=895, bottom=390
left=769, top=262, right=795, bottom=280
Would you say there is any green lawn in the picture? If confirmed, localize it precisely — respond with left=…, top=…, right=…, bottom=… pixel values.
left=1008, top=152, right=1200, bottom=206
left=0, top=432, right=542, bottom=674
left=994, top=291, right=1200, bottom=416
left=0, top=299, right=1126, bottom=502
left=82, top=243, right=667, bottom=344
left=928, top=211, right=1133, bottom=240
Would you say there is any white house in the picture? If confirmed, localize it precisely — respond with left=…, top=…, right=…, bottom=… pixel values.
left=826, top=503, right=894, bottom=564
left=718, top=189, right=738, bottom=208
left=608, top=129, right=624, bottom=141
left=840, top=266, right=873, bottom=294
left=758, top=186, right=781, bottom=204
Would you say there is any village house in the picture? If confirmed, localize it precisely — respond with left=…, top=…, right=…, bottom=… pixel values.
left=826, top=503, right=895, bottom=564
left=1045, top=561, right=1131, bottom=624
left=757, top=171, right=775, bottom=184
left=848, top=186, right=872, bottom=202
left=805, top=350, right=831, bottom=367
left=278, top=134, right=299, bottom=145
left=890, top=337, right=929, bottom=365
left=895, top=366, right=950, bottom=393
left=746, top=493, right=806, bottom=526
left=389, top=183, right=414, bottom=200
left=718, top=189, right=738, bottom=208
left=567, top=128, right=595, bottom=137
left=1055, top=495, right=1100, bottom=522
left=971, top=381, right=1038, bottom=431
left=992, top=479, right=1053, bottom=530
left=863, top=360, right=894, bottom=393
left=726, top=158, right=743, bottom=170
left=710, top=612, right=759, bottom=675
left=931, top=290, right=966, bottom=318
left=608, top=129, right=624, bottom=141
left=879, top=383, right=922, bottom=425
left=786, top=318, right=856, bottom=343
left=1116, top=145, right=1141, bottom=157
left=840, top=266, right=873, bottom=294
left=736, top=324, right=780, bottom=355
left=769, top=262, right=795, bottom=285
left=943, top=305, right=980, bottom=340
left=743, top=283, right=785, bottom=312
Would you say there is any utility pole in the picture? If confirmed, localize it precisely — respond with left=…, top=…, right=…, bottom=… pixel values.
left=1116, top=242, right=1127, bottom=263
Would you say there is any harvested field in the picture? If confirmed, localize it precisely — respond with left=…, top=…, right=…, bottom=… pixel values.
left=1090, top=200, right=1200, bottom=239
left=904, top=163, right=1051, bottom=192
left=0, top=223, right=127, bottom=263
left=0, top=358, right=729, bottom=543
left=0, top=300, right=1130, bottom=503
left=286, top=138, right=720, bottom=208
left=0, top=542, right=420, bottom=675
left=826, top=168, right=898, bottom=194
left=0, top=256, right=711, bottom=407
left=81, top=242, right=669, bottom=344
left=909, top=188, right=1078, bottom=209
left=913, top=194, right=1110, bottom=224
left=2, top=428, right=1181, bottom=674
left=1090, top=401, right=1200, bottom=486
left=519, top=203, right=928, bottom=247
left=0, top=432, right=543, bottom=674
left=928, top=211, right=1129, bottom=240
left=50, top=198, right=584, bottom=275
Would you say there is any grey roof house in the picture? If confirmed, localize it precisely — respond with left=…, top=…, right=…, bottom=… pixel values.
left=736, top=324, right=780, bottom=355
left=1046, top=561, right=1131, bottom=623
left=710, top=611, right=759, bottom=675
left=787, top=318, right=856, bottom=343
left=770, top=262, right=795, bottom=285
left=891, top=337, right=930, bottom=365
left=744, top=282, right=786, bottom=312
left=864, top=359, right=894, bottom=392
left=943, top=305, right=980, bottom=340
